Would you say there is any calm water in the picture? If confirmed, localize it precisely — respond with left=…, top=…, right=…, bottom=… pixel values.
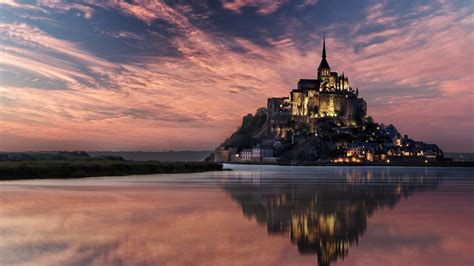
left=0, top=165, right=473, bottom=266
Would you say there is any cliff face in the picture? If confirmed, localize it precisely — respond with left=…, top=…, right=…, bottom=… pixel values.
left=214, top=107, right=334, bottom=162
left=278, top=136, right=330, bottom=162
left=220, top=107, right=268, bottom=153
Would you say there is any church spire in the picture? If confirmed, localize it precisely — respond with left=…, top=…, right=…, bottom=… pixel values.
left=318, top=33, right=330, bottom=74
left=322, top=32, right=326, bottom=59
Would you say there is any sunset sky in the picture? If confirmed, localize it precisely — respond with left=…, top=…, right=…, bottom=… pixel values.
left=0, top=0, right=472, bottom=152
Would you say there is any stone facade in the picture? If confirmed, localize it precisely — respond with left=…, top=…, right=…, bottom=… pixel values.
left=267, top=97, right=292, bottom=138
left=214, top=147, right=235, bottom=163
left=267, top=37, right=367, bottom=138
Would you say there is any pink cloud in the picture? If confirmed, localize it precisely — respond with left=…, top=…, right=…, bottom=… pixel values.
left=221, top=0, right=289, bottom=15
left=0, top=0, right=472, bottom=151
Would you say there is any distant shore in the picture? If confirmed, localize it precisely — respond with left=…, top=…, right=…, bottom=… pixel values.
left=225, top=161, right=474, bottom=167
left=0, top=160, right=224, bottom=180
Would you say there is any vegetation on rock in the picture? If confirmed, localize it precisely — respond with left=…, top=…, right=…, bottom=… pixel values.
left=221, top=107, right=268, bottom=152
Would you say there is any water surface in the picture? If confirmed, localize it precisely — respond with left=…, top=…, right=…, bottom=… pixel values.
left=0, top=165, right=472, bottom=265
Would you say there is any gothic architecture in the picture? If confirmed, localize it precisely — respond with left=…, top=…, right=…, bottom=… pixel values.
left=214, top=35, right=445, bottom=163
left=267, top=37, right=367, bottom=138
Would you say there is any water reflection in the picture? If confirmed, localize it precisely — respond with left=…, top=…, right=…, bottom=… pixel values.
left=1, top=167, right=471, bottom=265
left=221, top=167, right=443, bottom=266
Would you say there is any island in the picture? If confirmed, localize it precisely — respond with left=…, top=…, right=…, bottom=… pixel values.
left=212, top=37, right=467, bottom=166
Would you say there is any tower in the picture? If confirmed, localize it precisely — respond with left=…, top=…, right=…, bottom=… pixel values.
left=317, top=33, right=331, bottom=82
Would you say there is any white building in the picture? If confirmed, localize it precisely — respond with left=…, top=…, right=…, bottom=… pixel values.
left=240, top=149, right=252, bottom=161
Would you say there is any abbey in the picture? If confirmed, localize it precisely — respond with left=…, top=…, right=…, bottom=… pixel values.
left=267, top=36, right=367, bottom=138
left=214, top=36, right=445, bottom=164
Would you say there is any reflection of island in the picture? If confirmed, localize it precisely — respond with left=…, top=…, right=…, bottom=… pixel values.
left=222, top=168, right=442, bottom=266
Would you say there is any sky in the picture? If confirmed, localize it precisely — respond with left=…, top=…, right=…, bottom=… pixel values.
left=0, top=0, right=472, bottom=152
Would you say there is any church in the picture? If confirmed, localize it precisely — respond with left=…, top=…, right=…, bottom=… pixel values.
left=267, top=36, right=367, bottom=138
left=215, top=36, right=445, bottom=164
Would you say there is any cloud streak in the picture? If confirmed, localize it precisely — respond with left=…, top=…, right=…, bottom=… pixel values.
left=0, top=0, right=472, bottom=151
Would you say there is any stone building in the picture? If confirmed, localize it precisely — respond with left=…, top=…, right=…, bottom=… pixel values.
left=240, top=149, right=252, bottom=161
left=267, top=97, right=292, bottom=138
left=214, top=147, right=236, bottom=163
left=267, top=36, right=367, bottom=138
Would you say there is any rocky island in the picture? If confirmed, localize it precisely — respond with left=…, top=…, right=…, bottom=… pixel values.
left=214, top=37, right=448, bottom=165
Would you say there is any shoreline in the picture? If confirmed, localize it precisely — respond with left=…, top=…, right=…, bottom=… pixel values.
left=224, top=161, right=474, bottom=167
left=0, top=160, right=224, bottom=181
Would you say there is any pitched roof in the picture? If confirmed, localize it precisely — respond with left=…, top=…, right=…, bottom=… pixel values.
left=298, top=79, right=319, bottom=90
left=318, top=58, right=330, bottom=69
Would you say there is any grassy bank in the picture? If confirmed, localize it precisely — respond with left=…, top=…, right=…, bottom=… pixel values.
left=0, top=160, right=224, bottom=180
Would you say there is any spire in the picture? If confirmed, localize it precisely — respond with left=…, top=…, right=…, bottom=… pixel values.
left=322, top=32, right=326, bottom=59
left=318, top=33, right=330, bottom=70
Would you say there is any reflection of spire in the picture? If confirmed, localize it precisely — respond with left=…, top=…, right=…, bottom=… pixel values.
left=222, top=169, right=441, bottom=266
